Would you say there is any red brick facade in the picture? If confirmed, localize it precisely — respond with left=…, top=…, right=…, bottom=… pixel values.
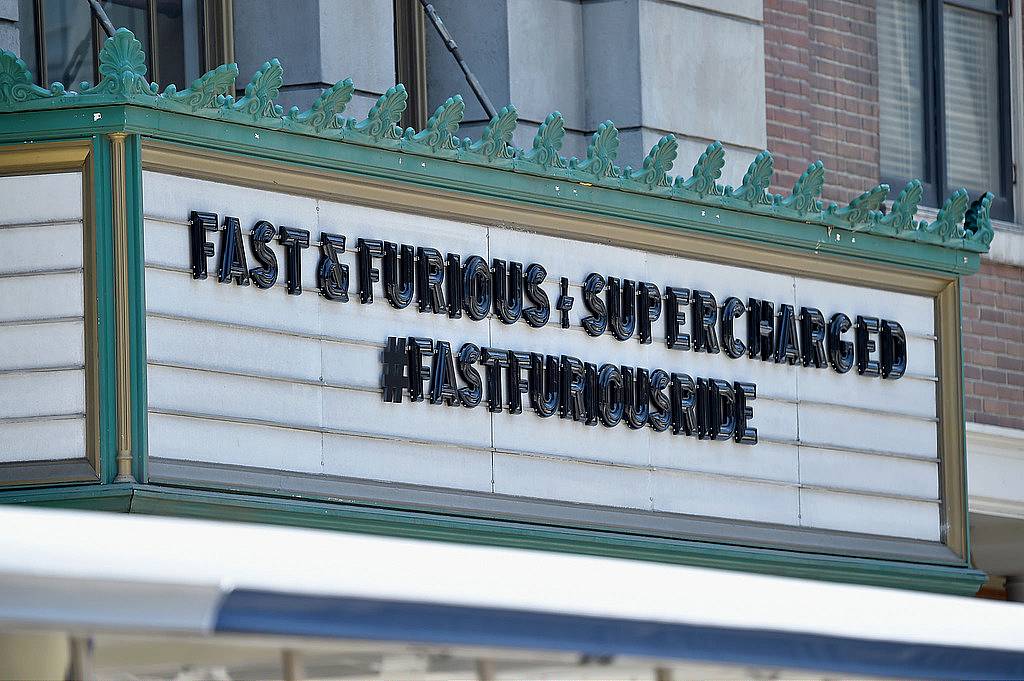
left=764, top=0, right=880, bottom=204
left=765, top=0, right=1022, bottom=431
left=963, top=263, right=1024, bottom=430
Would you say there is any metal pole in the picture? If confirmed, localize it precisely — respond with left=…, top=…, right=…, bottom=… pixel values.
left=86, top=0, right=116, bottom=38
left=417, top=1, right=498, bottom=120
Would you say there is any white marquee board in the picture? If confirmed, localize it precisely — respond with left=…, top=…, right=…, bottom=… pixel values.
left=140, top=171, right=942, bottom=545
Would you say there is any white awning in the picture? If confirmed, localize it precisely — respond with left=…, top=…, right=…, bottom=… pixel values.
left=1, top=506, right=1022, bottom=680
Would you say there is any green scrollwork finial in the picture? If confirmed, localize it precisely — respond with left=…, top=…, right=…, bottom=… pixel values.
left=963, top=192, right=995, bottom=252
left=728, top=150, right=774, bottom=205
left=463, top=104, right=518, bottom=162
left=779, top=160, right=825, bottom=214
left=230, top=59, right=284, bottom=120
left=624, top=134, right=677, bottom=191
left=84, top=27, right=156, bottom=97
left=571, top=120, right=620, bottom=181
left=827, top=183, right=889, bottom=228
left=350, top=84, right=408, bottom=142
left=676, top=141, right=725, bottom=197
left=878, top=180, right=922, bottom=236
left=921, top=188, right=969, bottom=243
left=161, top=63, right=238, bottom=111
left=288, top=78, right=353, bottom=133
left=405, top=95, right=465, bottom=152
left=0, top=50, right=67, bottom=107
left=518, top=112, right=567, bottom=170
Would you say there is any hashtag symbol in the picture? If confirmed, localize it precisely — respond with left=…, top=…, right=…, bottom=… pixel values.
left=381, top=336, right=410, bottom=403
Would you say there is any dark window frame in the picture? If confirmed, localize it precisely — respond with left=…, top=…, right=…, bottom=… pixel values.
left=393, top=0, right=428, bottom=131
left=879, top=0, right=1015, bottom=221
left=23, top=0, right=232, bottom=90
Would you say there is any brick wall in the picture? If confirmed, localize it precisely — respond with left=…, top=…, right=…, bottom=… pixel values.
left=963, top=262, right=1024, bottom=430
left=764, top=0, right=880, bottom=204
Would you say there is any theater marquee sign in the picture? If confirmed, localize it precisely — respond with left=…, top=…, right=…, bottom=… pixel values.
left=0, top=28, right=995, bottom=593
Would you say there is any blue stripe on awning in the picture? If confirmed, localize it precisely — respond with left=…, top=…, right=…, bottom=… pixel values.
left=216, top=590, right=1024, bottom=680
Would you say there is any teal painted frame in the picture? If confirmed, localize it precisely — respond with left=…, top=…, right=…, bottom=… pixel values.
left=0, top=484, right=986, bottom=596
left=90, top=134, right=119, bottom=484
left=0, top=28, right=989, bottom=596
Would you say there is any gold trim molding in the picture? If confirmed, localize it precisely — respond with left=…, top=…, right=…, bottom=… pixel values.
left=0, top=140, right=100, bottom=486
left=109, top=133, right=135, bottom=483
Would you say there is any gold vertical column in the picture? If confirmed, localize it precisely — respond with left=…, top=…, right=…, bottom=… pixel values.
left=109, top=133, right=135, bottom=483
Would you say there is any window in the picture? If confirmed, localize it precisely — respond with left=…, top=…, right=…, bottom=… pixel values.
left=17, top=0, right=232, bottom=91
left=877, top=0, right=1014, bottom=220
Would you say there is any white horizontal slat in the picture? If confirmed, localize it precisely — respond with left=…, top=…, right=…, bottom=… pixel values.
left=0, top=370, right=84, bottom=419
left=147, top=364, right=322, bottom=431
left=0, top=320, right=84, bottom=371
left=146, top=316, right=322, bottom=384
left=320, top=383, right=492, bottom=449
left=488, top=227, right=650, bottom=291
left=0, top=173, right=82, bottom=225
left=651, top=469, right=800, bottom=526
left=145, top=267, right=321, bottom=336
left=650, top=440, right=800, bottom=485
left=906, top=335, right=936, bottom=378
left=148, top=364, right=493, bottom=450
left=0, top=417, right=85, bottom=462
left=0, top=223, right=82, bottom=274
left=0, top=272, right=83, bottom=322
left=149, top=414, right=497, bottom=495
left=799, top=489, right=940, bottom=541
left=142, top=171, right=318, bottom=231
left=799, top=446, right=939, bottom=499
left=798, top=371, right=936, bottom=419
left=321, top=431, right=492, bottom=491
left=149, top=412, right=323, bottom=473
left=491, top=396, right=797, bottom=469
left=492, top=453, right=651, bottom=510
left=798, top=404, right=937, bottom=458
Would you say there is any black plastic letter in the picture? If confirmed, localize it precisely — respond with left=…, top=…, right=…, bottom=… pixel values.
left=277, top=226, right=310, bottom=295
left=692, top=290, right=720, bottom=354
left=856, top=315, right=881, bottom=377
left=417, top=247, right=446, bottom=314
left=456, top=343, right=482, bottom=408
left=581, top=273, right=607, bottom=337
left=648, top=369, right=672, bottom=433
left=799, top=307, right=827, bottom=368
left=774, top=304, right=801, bottom=365
left=248, top=220, right=278, bottom=289
left=523, top=264, right=551, bottom=328
left=733, top=381, right=758, bottom=445
left=666, top=287, right=690, bottom=350
left=529, top=353, right=560, bottom=418
left=188, top=210, right=218, bottom=280
left=720, top=297, right=746, bottom=359
left=462, top=255, right=491, bottom=321
left=607, top=277, right=637, bottom=341
left=316, top=232, right=349, bottom=301
left=357, top=238, right=384, bottom=304
left=383, top=242, right=414, bottom=309
left=880, top=319, right=908, bottom=380
left=827, top=313, right=855, bottom=374
left=429, top=340, right=459, bottom=406
left=218, top=217, right=250, bottom=286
